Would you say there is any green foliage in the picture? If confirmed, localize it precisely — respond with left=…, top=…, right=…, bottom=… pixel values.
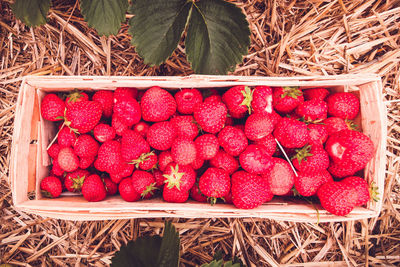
left=201, top=259, right=242, bottom=267
left=11, top=0, right=51, bottom=26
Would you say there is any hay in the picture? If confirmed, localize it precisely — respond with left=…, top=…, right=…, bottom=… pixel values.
left=1, top=0, right=400, bottom=266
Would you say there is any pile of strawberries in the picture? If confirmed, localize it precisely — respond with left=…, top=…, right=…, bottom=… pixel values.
left=39, top=85, right=378, bottom=216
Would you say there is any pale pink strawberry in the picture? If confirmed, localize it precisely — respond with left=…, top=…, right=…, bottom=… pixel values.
left=133, top=121, right=149, bottom=138
left=170, top=116, right=199, bottom=140
left=195, top=134, right=219, bottom=160
left=93, top=90, right=114, bottom=118
left=158, top=151, right=174, bottom=172
left=171, top=138, right=197, bottom=165
left=262, top=158, right=295, bottom=195
left=307, top=123, right=328, bottom=145
left=147, top=121, right=177, bottom=151
left=58, top=147, right=79, bottom=172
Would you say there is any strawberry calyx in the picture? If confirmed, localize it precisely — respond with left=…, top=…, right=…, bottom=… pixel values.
left=345, top=119, right=359, bottom=131
left=163, top=165, right=185, bottom=190
left=369, top=181, right=380, bottom=202
left=281, top=87, right=302, bottom=99
left=71, top=175, right=86, bottom=191
left=41, top=190, right=54, bottom=198
left=208, top=196, right=218, bottom=205
left=131, top=151, right=156, bottom=169
left=292, top=145, right=313, bottom=165
left=141, top=182, right=158, bottom=198
left=66, top=89, right=86, bottom=104
left=239, top=86, right=253, bottom=114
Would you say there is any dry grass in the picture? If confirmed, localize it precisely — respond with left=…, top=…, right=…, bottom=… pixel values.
left=1, top=0, right=400, bottom=266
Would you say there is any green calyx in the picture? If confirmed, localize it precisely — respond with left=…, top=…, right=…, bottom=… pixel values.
left=131, top=151, right=155, bottom=169
left=281, top=86, right=302, bottom=99
left=292, top=145, right=313, bottom=165
left=369, top=181, right=380, bottom=202
left=162, top=165, right=185, bottom=190
left=41, top=190, right=53, bottom=198
left=141, top=182, right=158, bottom=198
left=208, top=196, right=218, bottom=206
left=71, top=175, right=86, bottom=191
left=67, top=89, right=85, bottom=104
left=345, top=119, right=359, bottom=131
left=239, top=86, right=253, bottom=114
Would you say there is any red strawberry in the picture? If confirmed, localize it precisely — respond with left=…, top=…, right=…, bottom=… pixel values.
left=153, top=170, right=165, bottom=188
left=65, top=101, right=102, bottom=134
left=210, top=149, right=239, bottom=174
left=170, top=116, right=199, bottom=140
left=93, top=123, right=116, bottom=143
left=245, top=113, right=275, bottom=141
left=204, top=95, right=222, bottom=103
left=328, top=162, right=359, bottom=178
left=93, top=90, right=114, bottom=118
left=231, top=171, right=273, bottom=209
left=295, top=99, right=328, bottom=121
left=74, top=134, right=99, bottom=158
left=171, top=138, right=197, bottom=165
left=112, top=114, right=129, bottom=136
left=47, top=143, right=61, bottom=159
left=239, top=145, right=274, bottom=175
left=317, top=180, right=358, bottom=216
left=327, top=92, right=360, bottom=119
left=190, top=184, right=207, bottom=202
left=114, top=87, right=138, bottom=103
left=141, top=86, right=176, bottom=122
left=223, top=191, right=233, bottom=204
left=163, top=163, right=196, bottom=191
left=292, top=145, right=329, bottom=172
left=64, top=169, right=90, bottom=192
left=57, top=126, right=77, bottom=147
left=218, top=126, right=248, bottom=156
left=262, top=158, right=295, bottom=195
left=253, top=134, right=276, bottom=156
left=119, top=178, right=140, bottom=202
left=294, top=170, right=332, bottom=197
left=195, top=134, right=219, bottom=160
left=133, top=121, right=149, bottom=138
left=163, top=186, right=189, bottom=203
left=51, top=158, right=65, bottom=176
left=273, top=117, right=309, bottom=148
left=110, top=163, right=134, bottom=184
left=158, top=151, right=174, bottom=172
left=81, top=174, right=107, bottom=202
left=191, top=155, right=205, bottom=170
left=41, top=94, right=65, bottom=121
left=58, top=147, right=79, bottom=172
left=175, top=88, right=203, bottom=114
left=146, top=121, right=177, bottom=151
left=272, top=87, right=304, bottom=114
left=131, top=170, right=157, bottom=199
left=323, top=117, right=353, bottom=135
left=121, top=130, right=150, bottom=162
left=103, top=176, right=118, bottom=196
left=194, top=101, right=227, bottom=134
left=79, top=156, right=95, bottom=169
left=95, top=140, right=125, bottom=174
left=251, top=86, right=273, bottom=114
left=40, top=176, right=62, bottom=198
left=132, top=151, right=157, bottom=170
left=341, top=176, right=376, bottom=206
left=65, top=91, right=89, bottom=109
left=307, top=123, right=328, bottom=145
left=113, top=98, right=141, bottom=126
left=222, top=86, right=252, bottom=118
left=199, top=168, right=230, bottom=202
left=303, top=88, right=330, bottom=101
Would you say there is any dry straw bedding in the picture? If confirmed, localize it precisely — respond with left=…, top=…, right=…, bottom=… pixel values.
left=0, top=0, right=400, bottom=266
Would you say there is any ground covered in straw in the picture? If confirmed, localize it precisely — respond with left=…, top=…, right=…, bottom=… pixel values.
left=1, top=0, right=400, bottom=266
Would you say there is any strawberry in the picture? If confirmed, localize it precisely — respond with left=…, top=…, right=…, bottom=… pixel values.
left=41, top=94, right=65, bottom=121
left=103, top=176, right=118, bottom=196
left=307, top=123, right=328, bottom=145
left=231, top=171, right=273, bottom=209
left=47, top=143, right=61, bottom=159
left=147, top=121, right=177, bottom=151
left=110, top=163, right=135, bottom=184
left=191, top=155, right=205, bottom=170
left=239, top=145, right=275, bottom=175
left=93, top=90, right=114, bottom=118
left=132, top=151, right=157, bottom=170
left=65, top=91, right=89, bottom=109
left=119, top=178, right=140, bottom=202
left=65, top=101, right=102, bottom=134
left=163, top=163, right=196, bottom=192
left=251, top=86, right=273, bottom=114
left=223, top=190, right=233, bottom=204
left=317, top=180, right=358, bottom=216
left=204, top=94, right=222, bottom=103
left=303, top=88, right=330, bottom=101
left=244, top=113, right=275, bottom=141
left=294, top=170, right=332, bottom=197
left=153, top=170, right=165, bottom=188
left=323, top=117, right=352, bottom=135
left=81, top=174, right=107, bottom=202
left=51, top=158, right=65, bottom=176
left=341, top=176, right=377, bottom=206
left=79, top=155, right=95, bottom=169
left=163, top=186, right=189, bottom=203
left=131, top=170, right=157, bottom=199
left=95, top=140, right=125, bottom=174
left=222, top=86, right=252, bottom=118
left=199, top=168, right=230, bottom=203
left=253, top=134, right=276, bottom=156
left=327, top=162, right=359, bottom=178
left=272, top=87, right=304, bottom=114
left=218, top=126, right=247, bottom=156
left=93, top=123, right=116, bottom=143
left=210, top=149, right=239, bottom=174
left=273, top=117, right=309, bottom=148
left=112, top=114, right=129, bottom=136
left=158, top=151, right=174, bottom=172
left=141, top=86, right=176, bottom=122
left=262, top=158, right=295, bottom=195
left=64, top=169, right=90, bottom=192
left=291, top=145, right=329, bottom=172
left=170, top=116, right=199, bottom=140
left=171, top=138, right=197, bottom=165
left=113, top=98, right=141, bottom=126
left=174, top=88, right=203, bottom=114
left=74, top=134, right=99, bottom=158
left=57, top=126, right=77, bottom=147
left=194, top=101, right=227, bottom=134
left=295, top=99, right=328, bottom=121
left=58, top=147, right=79, bottom=172
left=40, top=176, right=62, bottom=198
left=121, top=130, right=150, bottom=162
left=133, top=121, right=149, bottom=138
left=114, top=87, right=138, bottom=103
left=195, top=134, right=219, bottom=160
left=225, top=116, right=234, bottom=126
left=327, top=92, right=360, bottom=120
left=190, top=183, right=207, bottom=202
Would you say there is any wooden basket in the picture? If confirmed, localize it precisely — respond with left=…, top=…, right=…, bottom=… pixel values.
left=10, top=75, right=387, bottom=222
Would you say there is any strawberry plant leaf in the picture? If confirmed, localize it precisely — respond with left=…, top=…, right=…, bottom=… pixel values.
left=186, top=0, right=250, bottom=74
left=80, top=0, right=128, bottom=36
left=157, top=221, right=180, bottom=267
left=128, top=0, right=192, bottom=66
left=11, top=0, right=51, bottom=27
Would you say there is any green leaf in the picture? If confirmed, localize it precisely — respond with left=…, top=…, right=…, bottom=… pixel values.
left=80, top=0, right=128, bottom=36
left=11, top=0, right=51, bottom=27
left=128, top=0, right=192, bottom=66
left=186, top=0, right=250, bottom=74
left=157, top=221, right=180, bottom=267
left=201, top=259, right=224, bottom=267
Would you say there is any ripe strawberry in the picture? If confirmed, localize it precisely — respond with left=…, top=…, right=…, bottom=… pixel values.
left=245, top=113, right=275, bottom=141
left=146, top=121, right=176, bottom=151
left=81, top=174, right=107, bottom=202
left=132, top=151, right=157, bottom=170
left=294, top=170, right=332, bottom=197
left=95, top=140, right=125, bottom=174
left=41, top=176, right=62, bottom=198
left=158, top=151, right=174, bottom=172
left=323, top=117, right=356, bottom=135
left=292, top=145, right=329, bottom=172
left=170, top=116, right=199, bottom=140
left=65, top=101, right=102, bottom=134
left=175, top=88, right=203, bottom=114
left=303, top=88, right=330, bottom=101
left=111, top=114, right=128, bottom=136
left=251, top=86, right=273, bottom=114
left=113, top=98, right=141, bottom=126
left=341, top=176, right=377, bottom=206
left=231, top=171, right=273, bottom=209
left=218, top=126, right=247, bottom=156
left=119, top=178, right=140, bottom=202
left=163, top=186, right=189, bottom=203
left=190, top=183, right=207, bottom=202
left=171, top=138, right=197, bottom=165
left=131, top=170, right=157, bottom=199
left=79, top=155, right=95, bottom=169
left=273, top=117, right=309, bottom=148
left=222, top=86, right=252, bottom=118
left=317, top=180, right=358, bottom=216
left=64, top=169, right=90, bottom=192
left=110, top=163, right=134, bottom=184
left=191, top=155, right=205, bottom=170
left=65, top=91, right=89, bottom=109
left=163, top=163, right=196, bottom=191
left=153, top=170, right=165, bottom=188
left=327, top=92, right=360, bottom=120
left=239, top=145, right=275, bottom=175
left=121, top=130, right=150, bottom=161
left=57, top=126, right=77, bottom=147
left=114, top=87, right=138, bottom=103
left=51, top=158, right=65, bottom=176
left=253, top=134, right=276, bottom=156
left=74, top=134, right=99, bottom=158
left=93, top=123, right=116, bottom=143
left=194, top=101, right=227, bottom=134
left=204, top=94, right=222, bottom=103
left=262, top=158, right=295, bottom=195
left=47, top=143, right=61, bottom=159
left=295, top=99, right=328, bottom=121
left=327, top=161, right=359, bottom=178
left=93, top=90, right=114, bottom=118
left=195, top=134, right=219, bottom=160
left=141, top=86, right=176, bottom=122
left=210, top=149, right=239, bottom=174
left=133, top=121, right=149, bottom=138
left=223, top=190, right=233, bottom=204
left=103, top=176, right=118, bottom=196
left=58, top=147, right=79, bottom=172
left=41, top=94, right=65, bottom=121
left=199, top=168, right=230, bottom=202
left=307, top=123, right=328, bottom=145
left=272, top=87, right=304, bottom=114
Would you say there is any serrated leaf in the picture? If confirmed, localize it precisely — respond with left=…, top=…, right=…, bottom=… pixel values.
left=201, top=259, right=224, bottom=267
left=128, top=0, right=192, bottom=66
left=80, top=0, right=128, bottom=36
left=186, top=0, right=250, bottom=74
left=157, top=221, right=180, bottom=267
left=11, top=0, right=51, bottom=27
